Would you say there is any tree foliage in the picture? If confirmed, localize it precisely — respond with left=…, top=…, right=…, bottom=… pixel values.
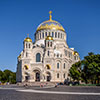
left=69, top=52, right=100, bottom=84
left=69, top=61, right=81, bottom=81
left=0, top=69, right=16, bottom=84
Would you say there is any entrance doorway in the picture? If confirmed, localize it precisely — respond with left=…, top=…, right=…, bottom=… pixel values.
left=35, top=72, right=40, bottom=81
left=33, top=69, right=41, bottom=82
left=25, top=76, right=29, bottom=82
left=46, top=72, right=51, bottom=82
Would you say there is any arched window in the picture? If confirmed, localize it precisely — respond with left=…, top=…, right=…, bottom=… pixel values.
left=45, top=32, right=47, bottom=36
left=40, top=33, right=41, bottom=39
left=49, top=32, right=51, bottom=36
left=65, top=50, right=67, bottom=56
left=57, top=54, right=59, bottom=57
left=69, top=52, right=72, bottom=58
left=26, top=52, right=28, bottom=57
left=52, top=32, right=54, bottom=37
left=38, top=34, right=39, bottom=40
left=55, top=32, right=57, bottom=38
left=29, top=44, right=30, bottom=48
left=26, top=43, right=27, bottom=48
left=74, top=56, right=76, bottom=60
left=48, top=51, right=49, bottom=56
left=50, top=42, right=52, bottom=47
left=61, top=33, right=62, bottom=38
left=36, top=53, right=41, bottom=62
left=48, top=42, right=49, bottom=47
left=63, top=73, right=65, bottom=78
left=64, top=63, right=65, bottom=69
left=62, top=34, right=64, bottom=39
left=42, top=32, right=44, bottom=38
left=57, top=73, right=59, bottom=78
left=58, top=33, right=60, bottom=38
left=57, top=63, right=59, bottom=69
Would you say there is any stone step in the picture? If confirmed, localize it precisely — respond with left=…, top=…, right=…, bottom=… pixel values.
left=17, top=82, right=56, bottom=86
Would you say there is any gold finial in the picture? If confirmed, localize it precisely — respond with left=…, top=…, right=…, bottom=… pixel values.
left=49, top=11, right=52, bottom=21
left=27, top=34, right=29, bottom=37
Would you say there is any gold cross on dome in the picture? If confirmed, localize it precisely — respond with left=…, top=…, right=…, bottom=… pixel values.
left=49, top=11, right=52, bottom=15
left=49, top=11, right=52, bottom=21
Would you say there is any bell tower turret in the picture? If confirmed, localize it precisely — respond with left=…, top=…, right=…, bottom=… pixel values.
left=23, top=34, right=32, bottom=58
left=45, top=36, right=54, bottom=58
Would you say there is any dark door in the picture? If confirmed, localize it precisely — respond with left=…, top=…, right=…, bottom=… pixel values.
left=25, top=76, right=29, bottom=82
left=36, top=72, right=40, bottom=81
left=47, top=76, right=51, bottom=81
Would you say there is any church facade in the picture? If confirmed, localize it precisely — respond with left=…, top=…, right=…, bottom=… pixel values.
left=16, top=11, right=80, bottom=83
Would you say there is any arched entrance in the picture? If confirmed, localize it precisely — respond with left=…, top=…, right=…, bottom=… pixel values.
left=36, top=72, right=40, bottom=81
left=46, top=72, right=51, bottom=82
left=33, top=69, right=41, bottom=82
left=25, top=76, right=29, bottom=82
left=25, top=72, right=30, bottom=82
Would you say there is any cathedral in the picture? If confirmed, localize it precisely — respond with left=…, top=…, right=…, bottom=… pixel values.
left=16, top=11, right=80, bottom=83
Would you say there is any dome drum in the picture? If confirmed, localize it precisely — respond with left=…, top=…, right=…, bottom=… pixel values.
left=35, top=30, right=66, bottom=42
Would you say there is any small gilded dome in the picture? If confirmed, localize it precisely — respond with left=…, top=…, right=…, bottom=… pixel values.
left=18, top=54, right=21, bottom=59
left=73, top=51, right=79, bottom=55
left=37, top=11, right=65, bottom=32
left=24, top=37, right=32, bottom=42
left=46, top=36, right=53, bottom=40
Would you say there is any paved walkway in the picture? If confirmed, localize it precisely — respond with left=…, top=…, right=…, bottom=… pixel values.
left=0, top=86, right=100, bottom=95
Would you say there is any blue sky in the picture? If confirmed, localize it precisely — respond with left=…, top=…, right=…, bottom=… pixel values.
left=0, top=0, right=100, bottom=72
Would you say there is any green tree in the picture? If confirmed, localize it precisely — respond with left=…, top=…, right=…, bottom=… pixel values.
left=0, top=70, right=3, bottom=82
left=4, top=70, right=12, bottom=82
left=0, top=69, right=16, bottom=84
left=83, top=53, right=100, bottom=84
left=70, top=52, right=100, bottom=84
left=69, top=61, right=81, bottom=82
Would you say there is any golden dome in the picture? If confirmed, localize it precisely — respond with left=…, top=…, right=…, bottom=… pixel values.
left=46, top=36, right=53, bottom=40
left=18, top=54, right=21, bottom=59
left=24, top=37, right=32, bottom=42
left=24, top=34, right=32, bottom=42
left=37, top=11, right=65, bottom=32
left=73, top=51, right=79, bottom=56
